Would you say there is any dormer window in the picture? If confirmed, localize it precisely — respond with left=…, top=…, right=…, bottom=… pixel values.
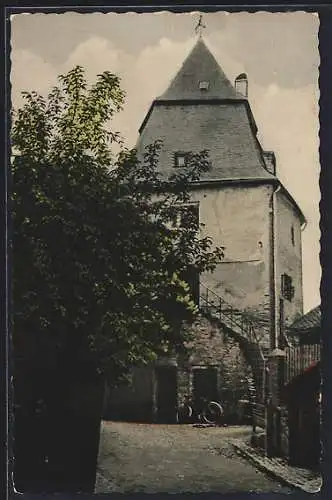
left=199, top=80, right=209, bottom=91
left=174, top=152, right=188, bottom=168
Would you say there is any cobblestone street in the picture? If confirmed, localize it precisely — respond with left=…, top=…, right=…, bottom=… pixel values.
left=95, top=422, right=293, bottom=494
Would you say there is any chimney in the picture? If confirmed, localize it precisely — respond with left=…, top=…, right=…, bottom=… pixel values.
left=235, top=73, right=248, bottom=98
left=263, top=151, right=276, bottom=175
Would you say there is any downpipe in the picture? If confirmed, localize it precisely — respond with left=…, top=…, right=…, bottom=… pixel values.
left=270, top=185, right=281, bottom=351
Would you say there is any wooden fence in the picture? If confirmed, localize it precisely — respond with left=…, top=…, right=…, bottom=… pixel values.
left=284, top=344, right=320, bottom=384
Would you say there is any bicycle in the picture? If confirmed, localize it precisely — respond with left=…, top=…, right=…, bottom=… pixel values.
left=176, top=398, right=224, bottom=425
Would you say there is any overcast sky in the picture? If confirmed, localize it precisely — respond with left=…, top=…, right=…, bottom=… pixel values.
left=10, top=11, right=320, bottom=313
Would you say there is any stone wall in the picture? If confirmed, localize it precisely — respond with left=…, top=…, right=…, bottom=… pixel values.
left=275, top=190, right=304, bottom=328
left=180, top=314, right=249, bottom=406
left=104, top=314, right=251, bottom=422
left=184, top=314, right=226, bottom=366
left=265, top=354, right=290, bottom=458
left=190, top=184, right=273, bottom=349
left=279, top=406, right=289, bottom=458
left=177, top=368, right=191, bottom=407
left=103, top=366, right=154, bottom=422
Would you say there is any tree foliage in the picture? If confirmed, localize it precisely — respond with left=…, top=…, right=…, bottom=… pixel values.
left=11, top=65, right=224, bottom=388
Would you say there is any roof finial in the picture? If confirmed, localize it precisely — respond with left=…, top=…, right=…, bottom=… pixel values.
left=194, top=14, right=206, bottom=39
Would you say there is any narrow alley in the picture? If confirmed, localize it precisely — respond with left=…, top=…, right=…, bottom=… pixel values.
left=95, top=422, right=292, bottom=494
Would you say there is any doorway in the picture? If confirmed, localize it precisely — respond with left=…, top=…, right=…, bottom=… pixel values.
left=192, top=367, right=218, bottom=413
left=156, top=366, right=178, bottom=424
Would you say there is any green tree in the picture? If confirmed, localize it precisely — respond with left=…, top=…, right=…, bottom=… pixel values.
left=11, top=65, right=224, bottom=391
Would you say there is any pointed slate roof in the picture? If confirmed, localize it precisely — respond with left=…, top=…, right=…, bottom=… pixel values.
left=137, top=37, right=291, bottom=187
left=158, top=38, right=244, bottom=101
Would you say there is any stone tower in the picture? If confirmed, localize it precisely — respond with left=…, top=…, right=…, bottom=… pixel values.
left=103, top=37, right=306, bottom=424
left=136, top=38, right=305, bottom=350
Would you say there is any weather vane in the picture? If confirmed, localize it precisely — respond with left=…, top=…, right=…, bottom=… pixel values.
left=194, top=14, right=206, bottom=38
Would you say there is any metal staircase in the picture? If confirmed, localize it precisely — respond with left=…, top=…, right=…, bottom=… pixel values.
left=199, top=282, right=269, bottom=403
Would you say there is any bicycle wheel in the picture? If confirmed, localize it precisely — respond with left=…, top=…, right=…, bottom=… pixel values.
left=176, top=403, right=193, bottom=424
left=202, top=401, right=224, bottom=424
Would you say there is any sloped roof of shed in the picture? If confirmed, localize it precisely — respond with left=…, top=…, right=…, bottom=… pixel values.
left=158, top=38, right=244, bottom=101
left=290, top=306, right=321, bottom=332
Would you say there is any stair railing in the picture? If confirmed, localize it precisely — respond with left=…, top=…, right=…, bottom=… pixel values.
left=199, top=282, right=268, bottom=403
left=199, top=282, right=265, bottom=361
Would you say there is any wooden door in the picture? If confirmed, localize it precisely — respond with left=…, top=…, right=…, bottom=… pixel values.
left=289, top=399, right=320, bottom=468
left=156, top=366, right=178, bottom=424
left=193, top=367, right=218, bottom=413
left=299, top=400, right=321, bottom=467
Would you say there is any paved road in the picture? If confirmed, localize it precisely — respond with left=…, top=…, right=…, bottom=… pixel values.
left=95, top=422, right=292, bottom=494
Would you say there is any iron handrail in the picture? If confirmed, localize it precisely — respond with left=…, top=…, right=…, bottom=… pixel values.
left=199, top=282, right=265, bottom=358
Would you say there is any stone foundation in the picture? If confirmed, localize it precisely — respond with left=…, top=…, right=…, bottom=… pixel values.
left=279, top=407, right=289, bottom=458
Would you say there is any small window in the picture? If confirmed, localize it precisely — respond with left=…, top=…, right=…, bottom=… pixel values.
left=174, top=152, right=188, bottom=168
left=179, top=204, right=199, bottom=229
left=291, top=226, right=295, bottom=246
left=281, top=273, right=295, bottom=302
left=199, top=80, right=209, bottom=90
left=172, top=204, right=199, bottom=231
